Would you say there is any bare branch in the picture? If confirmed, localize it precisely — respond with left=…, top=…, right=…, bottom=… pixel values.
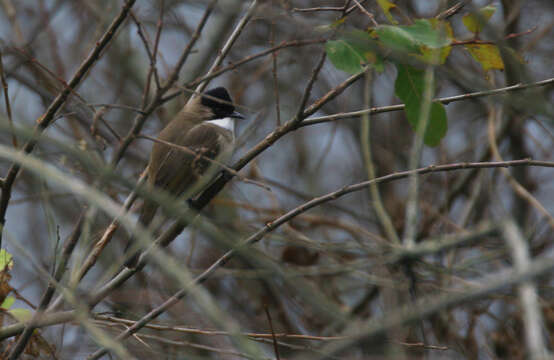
left=300, top=77, right=554, bottom=127
left=502, top=220, right=551, bottom=360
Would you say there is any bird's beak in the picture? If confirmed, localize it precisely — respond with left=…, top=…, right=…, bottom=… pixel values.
left=230, top=111, right=245, bottom=119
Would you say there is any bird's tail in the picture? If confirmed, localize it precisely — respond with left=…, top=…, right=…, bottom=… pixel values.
left=123, top=200, right=158, bottom=268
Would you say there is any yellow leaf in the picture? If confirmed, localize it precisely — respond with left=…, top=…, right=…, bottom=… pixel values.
left=0, top=249, right=13, bottom=272
left=418, top=45, right=452, bottom=65
left=377, top=0, right=397, bottom=24
left=463, top=6, right=496, bottom=33
left=1, top=296, right=15, bottom=310
left=465, top=44, right=504, bottom=71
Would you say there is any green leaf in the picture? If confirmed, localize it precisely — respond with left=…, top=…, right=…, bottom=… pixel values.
left=376, top=19, right=452, bottom=55
left=405, top=19, right=452, bottom=48
left=326, top=31, right=384, bottom=73
left=463, top=6, right=496, bottom=33
left=425, top=103, right=448, bottom=146
left=1, top=295, right=15, bottom=309
left=375, top=25, right=420, bottom=54
left=416, top=19, right=453, bottom=64
left=0, top=249, right=13, bottom=272
left=326, top=40, right=367, bottom=74
left=394, top=64, right=447, bottom=146
left=465, top=44, right=504, bottom=70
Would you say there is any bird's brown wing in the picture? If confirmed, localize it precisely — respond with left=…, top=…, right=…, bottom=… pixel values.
left=152, top=123, right=224, bottom=199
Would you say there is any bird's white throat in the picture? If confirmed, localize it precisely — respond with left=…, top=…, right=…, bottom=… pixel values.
left=206, top=117, right=235, bottom=136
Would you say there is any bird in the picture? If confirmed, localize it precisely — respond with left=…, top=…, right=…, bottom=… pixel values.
left=124, top=87, right=244, bottom=268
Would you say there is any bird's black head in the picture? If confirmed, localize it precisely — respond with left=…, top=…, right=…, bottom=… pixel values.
left=201, top=87, right=243, bottom=119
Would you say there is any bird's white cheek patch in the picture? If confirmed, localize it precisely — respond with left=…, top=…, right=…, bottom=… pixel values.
left=206, top=117, right=234, bottom=132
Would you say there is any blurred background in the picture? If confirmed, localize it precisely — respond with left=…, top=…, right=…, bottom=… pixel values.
left=0, top=0, right=552, bottom=358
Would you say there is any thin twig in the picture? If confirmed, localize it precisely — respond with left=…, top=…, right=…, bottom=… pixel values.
left=162, top=39, right=326, bottom=103
left=451, top=26, right=537, bottom=46
left=130, top=11, right=157, bottom=105
left=295, top=51, right=327, bottom=121
left=190, top=0, right=258, bottom=98
left=0, top=50, right=17, bottom=147
left=435, top=2, right=465, bottom=20
left=351, top=0, right=378, bottom=27
left=487, top=103, right=554, bottom=229
left=270, top=22, right=281, bottom=126
left=151, top=0, right=164, bottom=90
left=300, top=77, right=554, bottom=126
left=94, top=314, right=347, bottom=340
left=138, top=134, right=271, bottom=191
left=264, top=306, right=281, bottom=360
left=87, top=103, right=146, bottom=114
left=293, top=6, right=347, bottom=12
left=293, top=0, right=367, bottom=15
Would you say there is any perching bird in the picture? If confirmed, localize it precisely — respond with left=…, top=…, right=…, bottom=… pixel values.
left=124, top=87, right=244, bottom=267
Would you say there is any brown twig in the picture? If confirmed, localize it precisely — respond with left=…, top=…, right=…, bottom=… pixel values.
left=293, top=6, right=346, bottom=12
left=161, top=38, right=327, bottom=103
left=87, top=102, right=145, bottom=114
left=138, top=134, right=271, bottom=191
left=295, top=51, right=327, bottom=120
left=190, top=0, right=259, bottom=97
left=270, top=22, right=281, bottom=126
left=130, top=11, right=157, bottom=106
left=300, top=77, right=554, bottom=127
left=451, top=26, right=537, bottom=46
left=351, top=0, right=378, bottom=27
left=435, top=2, right=465, bottom=20
left=264, top=306, right=281, bottom=360
left=151, top=0, right=164, bottom=90
left=0, top=50, right=17, bottom=148
left=487, top=104, right=554, bottom=229
left=293, top=0, right=367, bottom=15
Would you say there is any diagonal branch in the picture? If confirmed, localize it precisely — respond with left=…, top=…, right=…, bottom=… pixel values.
left=502, top=220, right=551, bottom=359
left=191, top=69, right=367, bottom=210
left=190, top=0, right=259, bottom=98
left=300, top=77, right=554, bottom=127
